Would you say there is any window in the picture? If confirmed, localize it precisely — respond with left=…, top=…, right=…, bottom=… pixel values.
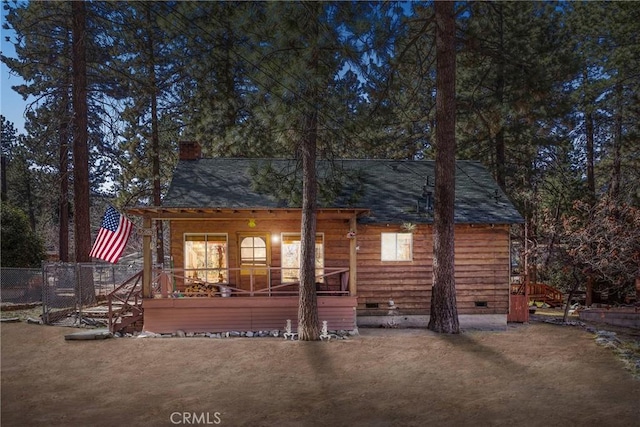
left=281, top=233, right=324, bottom=283
left=240, top=236, right=267, bottom=266
left=239, top=235, right=269, bottom=276
left=184, top=234, right=228, bottom=282
left=381, top=233, right=412, bottom=261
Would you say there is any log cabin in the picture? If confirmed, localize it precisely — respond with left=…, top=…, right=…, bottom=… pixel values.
left=126, top=142, right=523, bottom=334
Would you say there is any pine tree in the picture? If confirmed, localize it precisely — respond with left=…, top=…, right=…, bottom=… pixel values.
left=457, top=1, right=577, bottom=195
left=457, top=2, right=578, bottom=285
left=71, top=1, right=90, bottom=264
left=163, top=1, right=257, bottom=156
left=105, top=2, right=181, bottom=264
left=3, top=2, right=74, bottom=257
left=428, top=0, right=459, bottom=334
left=1, top=116, right=17, bottom=202
left=71, top=0, right=96, bottom=306
left=244, top=2, right=359, bottom=339
left=3, top=1, right=118, bottom=258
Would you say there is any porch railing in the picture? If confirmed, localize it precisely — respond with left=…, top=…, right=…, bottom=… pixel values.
left=107, top=271, right=144, bottom=333
left=151, top=267, right=350, bottom=298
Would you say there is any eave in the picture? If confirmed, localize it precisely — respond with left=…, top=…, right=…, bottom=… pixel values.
left=126, top=207, right=370, bottom=221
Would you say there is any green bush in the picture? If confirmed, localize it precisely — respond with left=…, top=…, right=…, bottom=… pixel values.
left=1, top=203, right=45, bottom=267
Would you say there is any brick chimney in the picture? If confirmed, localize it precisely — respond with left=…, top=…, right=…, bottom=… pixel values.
left=179, top=141, right=201, bottom=161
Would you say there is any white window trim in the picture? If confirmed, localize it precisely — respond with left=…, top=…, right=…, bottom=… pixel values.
left=381, top=232, right=413, bottom=262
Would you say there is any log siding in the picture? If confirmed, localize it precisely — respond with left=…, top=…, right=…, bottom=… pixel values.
left=165, top=217, right=511, bottom=320
left=356, top=223, right=510, bottom=316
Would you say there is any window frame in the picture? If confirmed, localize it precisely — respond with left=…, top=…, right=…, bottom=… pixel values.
left=380, top=232, right=413, bottom=262
left=183, top=233, right=229, bottom=283
left=240, top=235, right=268, bottom=267
left=280, top=232, right=325, bottom=284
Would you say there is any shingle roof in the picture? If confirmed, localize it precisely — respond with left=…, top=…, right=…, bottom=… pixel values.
left=163, top=158, right=523, bottom=224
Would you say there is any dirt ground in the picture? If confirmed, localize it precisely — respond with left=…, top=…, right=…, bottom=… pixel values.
left=1, top=314, right=639, bottom=427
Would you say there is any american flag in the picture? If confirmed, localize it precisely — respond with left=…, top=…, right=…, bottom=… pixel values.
left=89, top=206, right=133, bottom=263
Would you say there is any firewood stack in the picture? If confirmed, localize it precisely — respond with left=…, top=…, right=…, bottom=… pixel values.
left=184, top=283, right=218, bottom=297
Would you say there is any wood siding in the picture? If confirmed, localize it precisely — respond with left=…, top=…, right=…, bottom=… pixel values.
left=168, top=216, right=511, bottom=318
left=143, top=296, right=357, bottom=333
left=356, top=224, right=510, bottom=315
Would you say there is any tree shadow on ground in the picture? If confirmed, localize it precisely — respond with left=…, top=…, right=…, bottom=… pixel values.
left=302, top=340, right=336, bottom=382
left=439, top=332, right=528, bottom=376
left=297, top=340, right=346, bottom=416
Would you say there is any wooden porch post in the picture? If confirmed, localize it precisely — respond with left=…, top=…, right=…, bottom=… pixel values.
left=349, top=216, right=357, bottom=296
left=142, top=216, right=153, bottom=298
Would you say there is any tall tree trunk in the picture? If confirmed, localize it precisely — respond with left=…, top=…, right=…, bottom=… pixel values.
left=563, top=267, right=580, bottom=323
left=58, top=82, right=69, bottom=262
left=298, top=3, right=320, bottom=341
left=147, top=7, right=164, bottom=266
left=585, top=275, right=593, bottom=307
left=298, top=112, right=320, bottom=340
left=59, top=113, right=69, bottom=262
left=72, top=1, right=94, bottom=304
left=59, top=32, right=71, bottom=263
left=428, top=0, right=459, bottom=334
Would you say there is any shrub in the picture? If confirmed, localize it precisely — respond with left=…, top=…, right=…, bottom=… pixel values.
left=1, top=203, right=45, bottom=267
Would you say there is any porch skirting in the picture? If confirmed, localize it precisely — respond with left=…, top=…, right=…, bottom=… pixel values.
left=142, top=296, right=357, bottom=334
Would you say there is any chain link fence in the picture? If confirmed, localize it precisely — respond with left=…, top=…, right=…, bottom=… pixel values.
left=41, top=262, right=142, bottom=325
left=0, top=267, right=44, bottom=305
left=2, top=263, right=143, bottom=326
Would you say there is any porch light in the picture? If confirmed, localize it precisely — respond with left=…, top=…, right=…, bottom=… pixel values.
left=248, top=218, right=256, bottom=228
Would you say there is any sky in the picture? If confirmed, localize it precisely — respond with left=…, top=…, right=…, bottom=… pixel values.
left=1, top=6, right=29, bottom=135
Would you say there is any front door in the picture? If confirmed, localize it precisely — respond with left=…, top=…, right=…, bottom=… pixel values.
left=237, top=234, right=270, bottom=295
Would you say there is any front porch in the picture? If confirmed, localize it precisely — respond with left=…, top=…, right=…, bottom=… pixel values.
left=121, top=206, right=362, bottom=335
left=108, top=266, right=357, bottom=334
left=144, top=267, right=356, bottom=334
